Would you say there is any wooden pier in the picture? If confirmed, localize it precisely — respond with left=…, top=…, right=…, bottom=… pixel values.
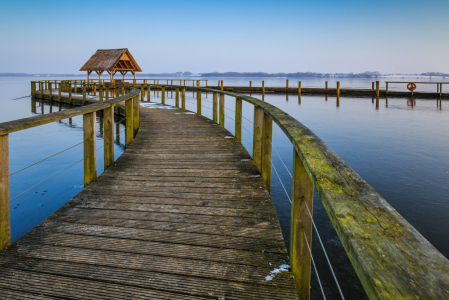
left=1, top=80, right=449, bottom=300
left=0, top=99, right=297, bottom=299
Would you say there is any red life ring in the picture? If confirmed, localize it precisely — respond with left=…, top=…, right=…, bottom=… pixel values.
left=407, top=83, right=417, bottom=91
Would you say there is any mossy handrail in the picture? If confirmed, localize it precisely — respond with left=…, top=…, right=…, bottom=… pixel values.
left=2, top=80, right=449, bottom=300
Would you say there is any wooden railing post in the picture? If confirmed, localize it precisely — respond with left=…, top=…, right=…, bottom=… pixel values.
left=105, top=86, right=109, bottom=101
left=376, top=81, right=380, bottom=97
left=175, top=88, right=179, bottom=107
left=147, top=85, right=151, bottom=102
left=253, top=107, right=263, bottom=172
left=337, top=81, right=340, bottom=95
left=69, top=82, right=72, bottom=104
left=261, top=113, right=272, bottom=193
left=213, top=93, right=218, bottom=122
left=182, top=88, right=186, bottom=109
left=100, top=85, right=104, bottom=101
left=0, top=134, right=10, bottom=251
left=219, top=94, right=225, bottom=126
left=290, top=148, right=314, bottom=300
left=58, top=82, right=61, bottom=101
left=197, top=90, right=201, bottom=115
left=83, top=112, right=97, bottom=187
left=39, top=82, right=43, bottom=99
left=141, top=85, right=144, bottom=102
left=133, top=95, right=139, bottom=137
left=83, top=86, right=86, bottom=105
left=235, top=98, right=242, bottom=141
left=93, top=83, right=96, bottom=96
left=49, top=82, right=52, bottom=101
left=104, top=106, right=114, bottom=170
left=162, top=87, right=165, bottom=105
left=31, top=82, right=36, bottom=97
left=125, top=98, right=134, bottom=147
left=298, top=81, right=301, bottom=95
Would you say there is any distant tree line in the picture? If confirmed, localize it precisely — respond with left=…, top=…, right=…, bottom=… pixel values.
left=200, top=71, right=381, bottom=78
left=421, top=72, right=449, bottom=77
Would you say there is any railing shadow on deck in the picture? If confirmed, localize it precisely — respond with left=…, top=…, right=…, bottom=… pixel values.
left=0, top=79, right=448, bottom=300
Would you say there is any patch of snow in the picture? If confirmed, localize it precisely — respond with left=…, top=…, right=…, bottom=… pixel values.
left=265, top=264, right=291, bottom=281
left=224, top=136, right=234, bottom=139
left=241, top=159, right=251, bottom=161
left=249, top=175, right=261, bottom=178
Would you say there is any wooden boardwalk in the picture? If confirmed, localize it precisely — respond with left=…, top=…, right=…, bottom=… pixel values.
left=0, top=104, right=297, bottom=299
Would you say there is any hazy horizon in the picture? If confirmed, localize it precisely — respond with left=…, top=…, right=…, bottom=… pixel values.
left=1, top=0, right=448, bottom=74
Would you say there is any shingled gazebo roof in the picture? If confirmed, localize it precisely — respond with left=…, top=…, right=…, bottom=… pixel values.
left=80, top=48, right=142, bottom=73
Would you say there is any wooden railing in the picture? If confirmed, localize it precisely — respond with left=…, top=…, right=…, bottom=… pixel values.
left=2, top=80, right=449, bottom=299
left=140, top=82, right=449, bottom=299
left=1, top=81, right=140, bottom=252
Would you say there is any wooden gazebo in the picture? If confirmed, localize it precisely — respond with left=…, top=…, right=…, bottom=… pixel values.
left=80, top=48, right=142, bottom=82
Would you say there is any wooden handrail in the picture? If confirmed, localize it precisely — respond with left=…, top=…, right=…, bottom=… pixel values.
left=0, top=84, right=139, bottom=135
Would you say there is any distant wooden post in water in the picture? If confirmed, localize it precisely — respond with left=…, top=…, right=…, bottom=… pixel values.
left=298, top=81, right=302, bottom=95
left=337, top=81, right=340, bottom=95
left=376, top=81, right=380, bottom=97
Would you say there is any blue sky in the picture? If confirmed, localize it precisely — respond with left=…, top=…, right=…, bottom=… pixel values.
left=0, top=0, right=448, bottom=74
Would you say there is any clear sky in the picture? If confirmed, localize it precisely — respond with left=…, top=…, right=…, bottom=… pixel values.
left=0, top=0, right=448, bottom=74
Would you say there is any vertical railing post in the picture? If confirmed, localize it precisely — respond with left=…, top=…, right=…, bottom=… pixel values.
left=376, top=81, right=380, bottom=97
left=39, top=82, right=43, bottom=99
left=141, top=85, right=144, bottom=102
left=49, top=82, right=53, bottom=101
left=290, top=148, right=314, bottom=300
left=58, top=82, right=61, bottom=101
left=105, top=86, right=109, bottom=101
left=83, top=85, right=86, bottom=105
left=219, top=94, right=225, bottom=126
left=147, top=85, right=151, bottom=102
left=235, top=98, right=242, bottom=141
left=125, top=98, right=134, bottom=147
left=337, top=81, right=340, bottom=95
left=104, top=106, right=114, bottom=170
left=175, top=87, right=179, bottom=107
left=261, top=113, right=272, bottom=193
left=31, top=82, right=36, bottom=97
left=253, top=107, right=263, bottom=172
left=93, top=83, right=96, bottom=96
left=100, top=85, right=104, bottom=102
left=83, top=112, right=97, bottom=187
left=161, top=87, right=165, bottom=104
left=133, top=95, right=139, bottom=137
left=213, top=93, right=218, bottom=123
left=0, top=134, right=11, bottom=251
left=182, top=88, right=186, bottom=109
left=298, top=81, right=302, bottom=95
left=197, top=90, right=201, bottom=115
left=386, top=82, right=389, bottom=95
left=69, top=82, right=72, bottom=104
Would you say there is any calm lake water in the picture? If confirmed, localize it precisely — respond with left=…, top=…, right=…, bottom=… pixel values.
left=2, top=76, right=449, bottom=299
